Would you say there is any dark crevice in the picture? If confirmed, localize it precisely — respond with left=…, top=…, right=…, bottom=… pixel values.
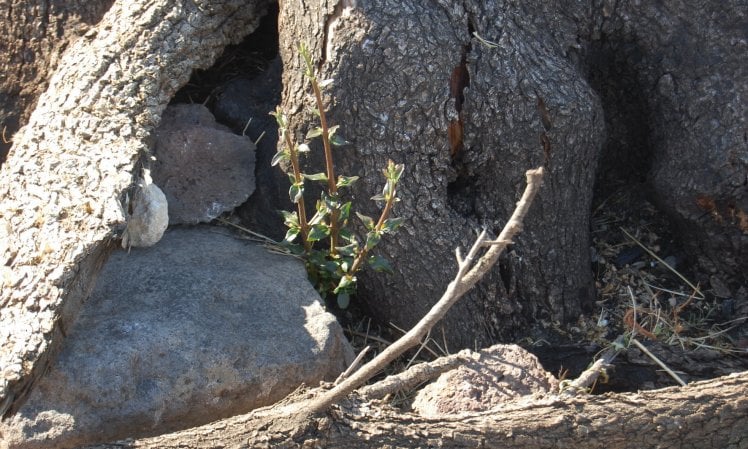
left=170, top=2, right=284, bottom=239
left=171, top=1, right=279, bottom=107
left=586, top=36, right=655, bottom=202
left=446, top=21, right=474, bottom=218
left=498, top=261, right=513, bottom=295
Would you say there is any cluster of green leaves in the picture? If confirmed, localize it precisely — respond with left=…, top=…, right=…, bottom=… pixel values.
left=271, top=43, right=405, bottom=309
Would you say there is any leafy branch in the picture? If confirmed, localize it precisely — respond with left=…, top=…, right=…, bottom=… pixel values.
left=271, top=43, right=405, bottom=308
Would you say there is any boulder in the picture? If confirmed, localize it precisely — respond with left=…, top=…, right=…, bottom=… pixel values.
left=151, top=104, right=256, bottom=225
left=1, top=226, right=354, bottom=449
left=412, top=344, right=558, bottom=417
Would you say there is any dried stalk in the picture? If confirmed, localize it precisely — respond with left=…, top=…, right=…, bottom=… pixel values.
left=301, top=167, right=545, bottom=415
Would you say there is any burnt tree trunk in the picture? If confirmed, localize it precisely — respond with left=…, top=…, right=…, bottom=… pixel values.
left=278, top=0, right=604, bottom=349
left=0, top=0, right=115, bottom=163
left=0, top=0, right=271, bottom=415
left=83, top=371, right=748, bottom=449
left=587, top=0, right=747, bottom=291
left=276, top=0, right=747, bottom=349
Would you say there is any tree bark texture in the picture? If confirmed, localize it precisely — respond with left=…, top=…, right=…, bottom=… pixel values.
left=276, top=0, right=747, bottom=349
left=83, top=371, right=748, bottom=449
left=587, top=0, right=747, bottom=288
left=279, top=0, right=604, bottom=349
left=0, top=0, right=271, bottom=416
left=0, top=0, right=115, bottom=162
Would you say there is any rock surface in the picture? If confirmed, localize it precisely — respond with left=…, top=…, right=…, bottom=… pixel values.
left=412, top=344, right=558, bottom=417
left=151, top=104, right=256, bottom=224
left=1, top=226, right=353, bottom=449
left=121, top=170, right=169, bottom=249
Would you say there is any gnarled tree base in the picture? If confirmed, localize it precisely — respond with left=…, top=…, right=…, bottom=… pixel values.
left=83, top=371, right=748, bottom=449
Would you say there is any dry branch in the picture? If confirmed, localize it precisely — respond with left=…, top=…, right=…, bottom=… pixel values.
left=358, top=349, right=476, bottom=400
left=298, top=167, right=545, bottom=416
left=83, top=371, right=748, bottom=449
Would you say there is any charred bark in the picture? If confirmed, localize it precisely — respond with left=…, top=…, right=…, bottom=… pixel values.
left=83, top=371, right=748, bottom=449
left=278, top=0, right=604, bottom=349
left=275, top=0, right=747, bottom=349
left=0, top=0, right=271, bottom=416
left=588, top=0, right=747, bottom=290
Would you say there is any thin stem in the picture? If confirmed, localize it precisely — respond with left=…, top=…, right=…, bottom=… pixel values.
left=310, top=79, right=340, bottom=255
left=348, top=185, right=397, bottom=276
left=284, top=130, right=311, bottom=253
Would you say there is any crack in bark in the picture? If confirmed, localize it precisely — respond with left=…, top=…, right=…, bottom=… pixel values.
left=321, top=0, right=348, bottom=67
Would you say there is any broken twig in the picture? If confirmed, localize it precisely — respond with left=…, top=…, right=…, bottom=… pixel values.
left=301, top=167, right=545, bottom=415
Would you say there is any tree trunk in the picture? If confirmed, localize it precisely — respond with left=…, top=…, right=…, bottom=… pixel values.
left=82, top=371, right=748, bottom=449
left=2, top=0, right=745, bottom=446
left=0, top=0, right=271, bottom=416
left=588, top=0, right=748, bottom=290
left=0, top=0, right=115, bottom=163
left=278, top=0, right=604, bottom=349
left=275, top=0, right=747, bottom=349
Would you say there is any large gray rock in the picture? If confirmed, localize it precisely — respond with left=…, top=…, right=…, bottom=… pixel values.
left=151, top=104, right=256, bottom=224
left=1, top=227, right=353, bottom=449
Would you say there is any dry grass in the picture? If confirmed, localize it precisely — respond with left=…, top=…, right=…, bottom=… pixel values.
left=586, top=187, right=745, bottom=359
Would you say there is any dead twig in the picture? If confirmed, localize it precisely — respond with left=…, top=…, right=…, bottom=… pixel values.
left=300, top=167, right=545, bottom=416
left=358, top=349, right=476, bottom=400
left=561, top=336, right=623, bottom=396
left=630, top=337, right=687, bottom=386
left=334, top=346, right=371, bottom=385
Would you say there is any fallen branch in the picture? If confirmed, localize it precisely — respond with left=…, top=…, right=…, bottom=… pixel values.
left=300, top=167, right=545, bottom=416
left=84, top=371, right=748, bottom=449
left=358, top=349, right=476, bottom=400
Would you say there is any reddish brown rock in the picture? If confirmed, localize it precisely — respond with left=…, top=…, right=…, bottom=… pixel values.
left=412, top=344, right=559, bottom=417
left=152, top=104, right=256, bottom=224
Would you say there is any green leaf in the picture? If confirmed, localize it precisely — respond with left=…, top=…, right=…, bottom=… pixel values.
left=356, top=212, right=375, bottom=231
left=334, top=274, right=355, bottom=293
left=280, top=240, right=303, bottom=256
left=339, top=228, right=357, bottom=244
left=330, top=133, right=351, bottom=147
left=320, top=260, right=340, bottom=275
left=336, top=292, right=350, bottom=309
left=308, top=209, right=326, bottom=226
left=270, top=108, right=287, bottom=128
left=271, top=150, right=289, bottom=167
left=371, top=193, right=386, bottom=202
left=367, top=254, right=394, bottom=273
left=284, top=227, right=300, bottom=243
left=336, top=243, right=358, bottom=257
left=323, top=192, right=340, bottom=211
left=328, top=125, right=340, bottom=137
left=303, top=172, right=328, bottom=182
left=340, top=258, right=351, bottom=273
left=306, top=127, right=323, bottom=139
left=384, top=160, right=405, bottom=182
left=338, top=202, right=352, bottom=222
left=308, top=224, right=330, bottom=241
left=308, top=249, right=327, bottom=266
left=289, top=183, right=304, bottom=203
left=365, top=230, right=381, bottom=250
left=336, top=175, right=359, bottom=189
left=279, top=210, right=299, bottom=227
left=382, top=217, right=405, bottom=234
